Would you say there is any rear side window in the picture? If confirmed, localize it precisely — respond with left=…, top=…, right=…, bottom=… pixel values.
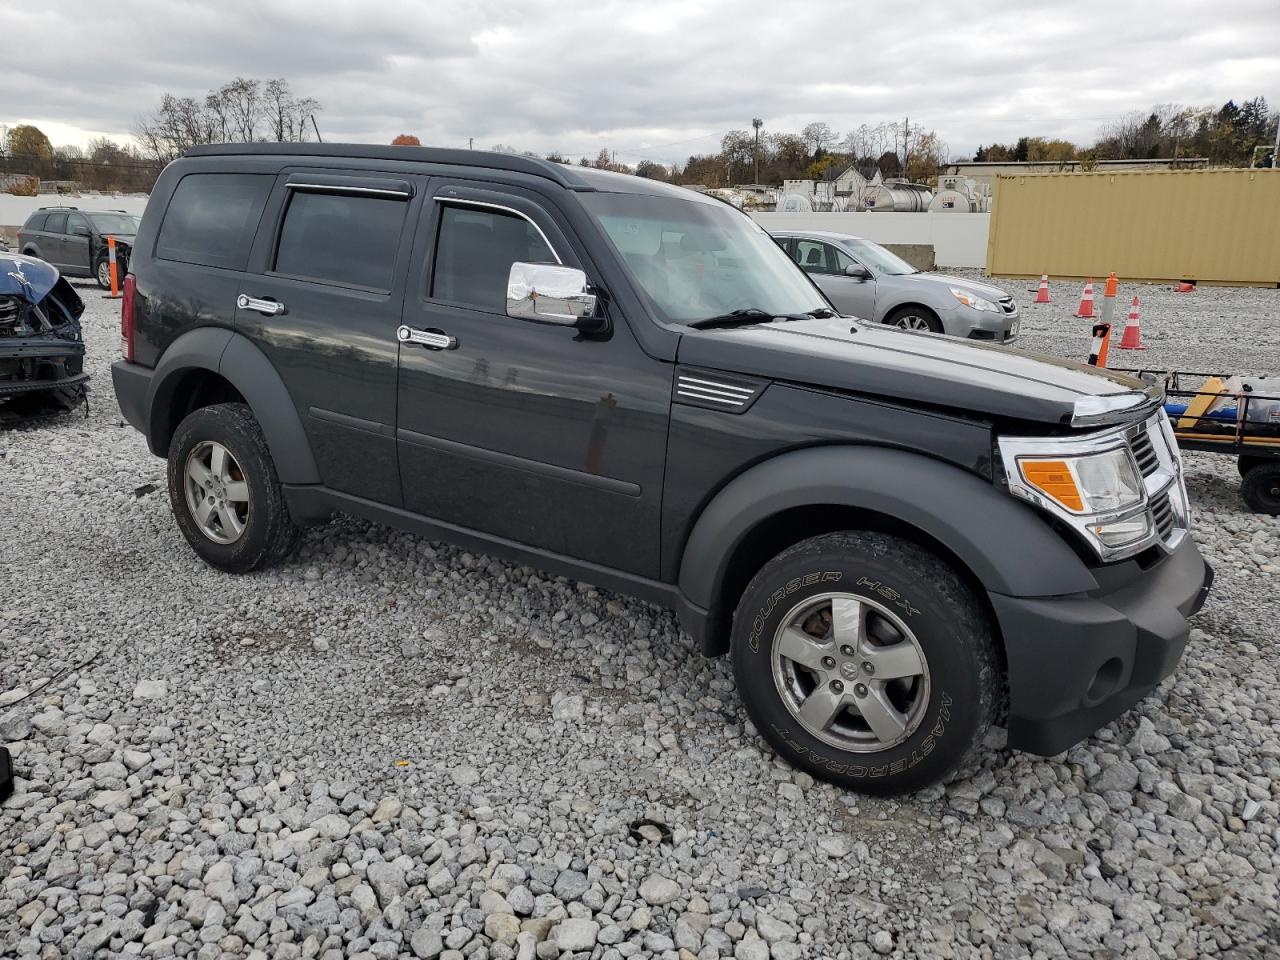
left=24, top=213, right=47, bottom=231
left=156, top=173, right=271, bottom=270
left=273, top=190, right=406, bottom=291
left=44, top=212, right=68, bottom=235
left=431, top=205, right=555, bottom=311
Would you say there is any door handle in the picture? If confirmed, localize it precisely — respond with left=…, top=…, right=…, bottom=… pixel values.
left=397, top=325, right=458, bottom=350
left=236, top=294, right=286, bottom=316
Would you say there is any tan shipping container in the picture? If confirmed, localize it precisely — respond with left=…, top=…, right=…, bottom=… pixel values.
left=986, top=168, right=1280, bottom=286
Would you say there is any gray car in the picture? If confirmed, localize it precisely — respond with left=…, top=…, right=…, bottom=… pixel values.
left=773, top=230, right=1020, bottom=342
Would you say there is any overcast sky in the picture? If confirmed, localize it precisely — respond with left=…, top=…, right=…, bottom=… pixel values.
left=4, top=0, right=1279, bottom=165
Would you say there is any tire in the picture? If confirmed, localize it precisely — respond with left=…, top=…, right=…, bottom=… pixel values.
left=1241, top=462, right=1280, bottom=515
left=95, top=256, right=113, bottom=290
left=730, top=531, right=1000, bottom=794
left=886, top=306, right=943, bottom=333
left=1238, top=456, right=1266, bottom=479
left=166, top=402, right=301, bottom=572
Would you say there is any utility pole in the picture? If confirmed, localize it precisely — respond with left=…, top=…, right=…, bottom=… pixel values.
left=902, top=116, right=909, bottom=179
left=1272, top=113, right=1279, bottom=168
left=752, top=117, right=763, bottom=184
left=468, top=137, right=473, bottom=150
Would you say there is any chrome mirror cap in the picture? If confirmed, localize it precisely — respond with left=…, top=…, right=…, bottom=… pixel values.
left=506, top=262, right=597, bottom=326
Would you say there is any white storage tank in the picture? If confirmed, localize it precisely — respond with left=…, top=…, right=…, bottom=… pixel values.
left=928, top=189, right=977, bottom=212
left=863, top=180, right=933, bottom=212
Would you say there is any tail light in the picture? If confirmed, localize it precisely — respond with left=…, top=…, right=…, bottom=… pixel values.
left=120, top=273, right=136, bottom=361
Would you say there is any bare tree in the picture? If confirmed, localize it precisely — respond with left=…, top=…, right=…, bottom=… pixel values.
left=136, top=78, right=321, bottom=162
left=801, top=122, right=836, bottom=155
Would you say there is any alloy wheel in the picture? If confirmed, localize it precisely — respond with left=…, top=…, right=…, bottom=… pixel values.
left=895, top=314, right=932, bottom=331
left=770, top=592, right=931, bottom=752
left=183, top=441, right=250, bottom=544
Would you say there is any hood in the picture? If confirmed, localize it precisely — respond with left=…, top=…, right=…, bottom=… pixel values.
left=0, top=252, right=60, bottom=303
left=921, top=273, right=1010, bottom=301
left=677, top=317, right=1157, bottom=428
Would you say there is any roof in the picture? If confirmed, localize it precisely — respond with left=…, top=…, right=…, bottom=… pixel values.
left=183, top=142, right=700, bottom=199
left=771, top=229, right=865, bottom=243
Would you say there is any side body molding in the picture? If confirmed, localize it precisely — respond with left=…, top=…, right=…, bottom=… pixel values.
left=145, top=328, right=321, bottom=485
left=677, top=446, right=1099, bottom=647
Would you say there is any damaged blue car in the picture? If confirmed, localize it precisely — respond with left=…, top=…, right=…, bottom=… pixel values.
left=0, top=252, right=88, bottom=425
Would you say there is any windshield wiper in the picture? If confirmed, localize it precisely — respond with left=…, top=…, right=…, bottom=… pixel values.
left=806, top=307, right=836, bottom=318
left=687, top=308, right=813, bottom=330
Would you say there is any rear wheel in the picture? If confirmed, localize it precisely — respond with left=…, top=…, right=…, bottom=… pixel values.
left=167, top=402, right=301, bottom=572
left=1238, top=455, right=1266, bottom=478
left=730, top=531, right=1000, bottom=794
left=1241, top=463, right=1280, bottom=515
left=887, top=306, right=942, bottom=333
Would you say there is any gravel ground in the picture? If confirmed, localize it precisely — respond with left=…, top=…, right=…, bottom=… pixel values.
left=2, top=277, right=1278, bottom=960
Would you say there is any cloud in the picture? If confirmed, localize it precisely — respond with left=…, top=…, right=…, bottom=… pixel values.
left=3, top=0, right=1278, bottom=163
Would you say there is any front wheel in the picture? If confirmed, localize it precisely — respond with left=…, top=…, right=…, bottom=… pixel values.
left=731, top=531, right=1001, bottom=794
left=95, top=257, right=113, bottom=289
left=167, top=402, right=301, bottom=572
left=886, top=306, right=942, bottom=333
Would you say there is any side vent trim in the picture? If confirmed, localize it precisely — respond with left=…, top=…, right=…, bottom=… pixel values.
left=672, top=367, right=766, bottom=414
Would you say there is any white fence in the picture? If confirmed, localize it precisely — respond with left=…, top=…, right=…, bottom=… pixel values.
left=751, top=212, right=991, bottom=269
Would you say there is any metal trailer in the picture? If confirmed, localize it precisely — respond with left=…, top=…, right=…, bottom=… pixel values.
left=1116, top=368, right=1280, bottom=514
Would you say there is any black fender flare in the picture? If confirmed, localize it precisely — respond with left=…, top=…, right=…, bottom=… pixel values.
left=677, top=445, right=1098, bottom=646
left=145, top=327, right=321, bottom=485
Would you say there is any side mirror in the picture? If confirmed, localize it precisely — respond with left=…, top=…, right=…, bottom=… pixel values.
left=845, top=263, right=871, bottom=281
left=506, top=262, right=602, bottom=329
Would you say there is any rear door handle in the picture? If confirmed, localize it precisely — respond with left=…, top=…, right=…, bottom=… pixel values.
left=397, top=325, right=457, bottom=350
left=237, top=294, right=286, bottom=316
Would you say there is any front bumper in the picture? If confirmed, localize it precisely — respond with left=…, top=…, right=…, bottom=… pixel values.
left=990, top=536, right=1211, bottom=756
left=942, top=303, right=1019, bottom=342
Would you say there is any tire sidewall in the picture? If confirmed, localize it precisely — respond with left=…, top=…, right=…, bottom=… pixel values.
left=95, top=257, right=112, bottom=289
left=732, top=541, right=989, bottom=793
left=167, top=406, right=277, bottom=571
left=1242, top=464, right=1280, bottom=515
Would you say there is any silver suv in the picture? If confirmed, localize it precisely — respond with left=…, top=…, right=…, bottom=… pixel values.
left=773, top=230, right=1019, bottom=341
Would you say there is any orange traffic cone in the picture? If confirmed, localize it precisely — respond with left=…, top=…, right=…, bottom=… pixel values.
left=1176, top=280, right=1195, bottom=293
left=1087, top=322, right=1112, bottom=367
left=1034, top=274, right=1050, bottom=303
left=1075, top=278, right=1095, bottom=318
left=1118, top=296, right=1146, bottom=350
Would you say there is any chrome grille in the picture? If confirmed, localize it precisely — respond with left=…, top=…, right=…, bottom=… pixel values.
left=1151, top=491, right=1176, bottom=541
left=998, top=297, right=1016, bottom=314
left=1130, top=426, right=1159, bottom=477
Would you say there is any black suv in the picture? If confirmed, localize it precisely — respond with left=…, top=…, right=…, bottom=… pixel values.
left=17, top=207, right=138, bottom=289
left=112, top=144, right=1211, bottom=793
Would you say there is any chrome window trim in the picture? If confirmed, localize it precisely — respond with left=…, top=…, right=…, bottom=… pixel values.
left=287, top=183, right=412, bottom=198
left=432, top=197, right=563, bottom=265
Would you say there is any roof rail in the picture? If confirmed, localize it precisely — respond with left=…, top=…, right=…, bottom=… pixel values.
left=183, top=142, right=592, bottom=189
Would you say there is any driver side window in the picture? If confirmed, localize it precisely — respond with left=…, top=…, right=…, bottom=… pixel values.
left=431, top=204, right=556, bottom=313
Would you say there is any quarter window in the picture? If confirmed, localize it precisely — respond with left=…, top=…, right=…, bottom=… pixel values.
left=156, top=173, right=272, bottom=270
left=431, top=204, right=555, bottom=312
left=44, top=212, right=68, bottom=235
left=24, top=213, right=47, bottom=231
left=273, top=189, right=407, bottom=291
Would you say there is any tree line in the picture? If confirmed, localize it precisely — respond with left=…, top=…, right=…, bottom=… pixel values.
left=974, top=97, right=1276, bottom=168
left=4, top=89, right=1274, bottom=198
left=1, top=77, right=321, bottom=195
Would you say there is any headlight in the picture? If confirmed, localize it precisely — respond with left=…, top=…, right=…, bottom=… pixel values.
left=950, top=287, right=999, bottom=312
left=998, top=421, right=1184, bottom=562
left=1018, top=448, right=1143, bottom=515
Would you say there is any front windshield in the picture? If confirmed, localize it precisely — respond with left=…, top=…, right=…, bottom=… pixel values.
left=843, top=238, right=918, bottom=276
left=88, top=213, right=139, bottom=234
left=581, top=192, right=829, bottom=323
